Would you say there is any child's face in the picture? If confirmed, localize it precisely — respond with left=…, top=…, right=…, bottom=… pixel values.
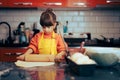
left=42, top=26, right=54, bottom=34
left=42, top=23, right=56, bottom=34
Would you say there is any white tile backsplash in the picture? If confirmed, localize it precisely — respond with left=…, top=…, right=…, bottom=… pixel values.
left=67, top=11, right=79, bottom=16
left=114, top=22, right=120, bottom=28
left=79, top=11, right=90, bottom=16
left=101, top=22, right=114, bottom=28
left=90, top=11, right=104, bottom=16
left=73, top=16, right=84, bottom=21
left=0, top=9, right=120, bottom=40
left=84, top=16, right=96, bottom=22
left=108, top=29, right=120, bottom=34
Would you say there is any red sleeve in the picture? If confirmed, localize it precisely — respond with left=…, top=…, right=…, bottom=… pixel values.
left=28, top=32, right=42, bottom=53
left=56, top=34, right=67, bottom=53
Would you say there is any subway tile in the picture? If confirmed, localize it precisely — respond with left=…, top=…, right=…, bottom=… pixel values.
left=90, top=11, right=104, bottom=16
left=85, top=28, right=97, bottom=34
left=102, top=11, right=114, bottom=16
left=13, top=16, right=26, bottom=22
left=26, top=16, right=38, bottom=22
left=0, top=16, right=14, bottom=22
left=96, top=16, right=119, bottom=22
left=60, top=16, right=72, bottom=21
left=0, top=9, right=120, bottom=40
left=74, top=28, right=85, bottom=33
left=114, top=22, right=120, bottom=28
left=101, top=22, right=114, bottom=28
left=78, top=22, right=88, bottom=27
left=79, top=11, right=90, bottom=16
left=67, top=11, right=78, bottom=16
left=91, top=22, right=102, bottom=28
left=72, top=16, right=84, bottom=21
left=97, top=28, right=106, bottom=34
left=55, top=11, right=68, bottom=16
left=108, top=29, right=120, bottom=34
left=84, top=16, right=96, bottom=22
left=68, top=22, right=78, bottom=27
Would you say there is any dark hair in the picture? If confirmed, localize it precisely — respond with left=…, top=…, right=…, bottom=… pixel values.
left=40, top=8, right=56, bottom=27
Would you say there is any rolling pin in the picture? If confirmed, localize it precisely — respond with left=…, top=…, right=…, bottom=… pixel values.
left=25, top=54, right=55, bottom=62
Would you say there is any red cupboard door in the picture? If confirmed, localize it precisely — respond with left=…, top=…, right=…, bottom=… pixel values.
left=87, top=0, right=97, bottom=7
left=8, top=0, right=38, bottom=8
left=0, top=0, right=8, bottom=7
left=97, top=0, right=106, bottom=5
left=87, top=0, right=106, bottom=7
left=67, top=0, right=88, bottom=7
left=37, top=0, right=67, bottom=8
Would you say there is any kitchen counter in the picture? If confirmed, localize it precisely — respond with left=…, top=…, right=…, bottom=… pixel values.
left=0, top=43, right=29, bottom=47
left=0, top=62, right=120, bottom=80
left=0, top=46, right=120, bottom=62
left=0, top=47, right=27, bottom=62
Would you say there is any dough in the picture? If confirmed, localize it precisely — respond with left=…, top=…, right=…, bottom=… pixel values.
left=15, top=60, right=55, bottom=68
left=70, top=52, right=96, bottom=65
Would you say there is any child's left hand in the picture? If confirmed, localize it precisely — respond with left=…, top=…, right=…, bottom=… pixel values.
left=54, top=51, right=66, bottom=62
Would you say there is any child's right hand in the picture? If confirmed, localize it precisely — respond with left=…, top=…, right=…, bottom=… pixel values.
left=16, top=54, right=25, bottom=61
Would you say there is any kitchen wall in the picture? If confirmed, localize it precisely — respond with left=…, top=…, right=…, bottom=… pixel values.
left=0, top=8, right=120, bottom=40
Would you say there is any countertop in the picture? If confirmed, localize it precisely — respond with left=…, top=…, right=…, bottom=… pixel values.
left=0, top=62, right=120, bottom=80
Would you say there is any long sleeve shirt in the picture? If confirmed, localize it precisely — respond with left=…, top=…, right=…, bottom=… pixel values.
left=28, top=32, right=66, bottom=54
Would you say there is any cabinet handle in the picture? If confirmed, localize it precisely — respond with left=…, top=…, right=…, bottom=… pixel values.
left=43, top=2, right=62, bottom=6
left=73, top=2, right=87, bottom=7
left=14, top=2, right=32, bottom=6
left=0, top=2, right=2, bottom=5
left=4, top=53, right=22, bottom=56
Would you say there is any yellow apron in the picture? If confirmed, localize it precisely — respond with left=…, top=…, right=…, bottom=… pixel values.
left=38, top=32, right=57, bottom=55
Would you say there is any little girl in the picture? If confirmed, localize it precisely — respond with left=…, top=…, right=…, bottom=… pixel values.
left=17, top=8, right=67, bottom=62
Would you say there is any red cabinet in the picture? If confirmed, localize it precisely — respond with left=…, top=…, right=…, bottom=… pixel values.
left=86, top=0, right=106, bottom=7
left=0, top=0, right=8, bottom=7
left=8, top=0, right=38, bottom=8
left=0, top=0, right=66, bottom=8
left=0, top=0, right=107, bottom=8
left=67, top=0, right=106, bottom=7
left=37, top=0, right=67, bottom=8
left=67, top=0, right=88, bottom=7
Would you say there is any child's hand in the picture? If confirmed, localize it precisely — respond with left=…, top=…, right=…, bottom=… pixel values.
left=54, top=51, right=66, bottom=62
left=16, top=54, right=25, bottom=61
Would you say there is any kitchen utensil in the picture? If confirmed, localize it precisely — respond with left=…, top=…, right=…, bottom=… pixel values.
left=0, top=22, right=14, bottom=44
left=25, top=54, right=55, bottom=62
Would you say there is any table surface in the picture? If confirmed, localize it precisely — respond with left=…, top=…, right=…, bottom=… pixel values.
left=0, top=62, right=120, bottom=80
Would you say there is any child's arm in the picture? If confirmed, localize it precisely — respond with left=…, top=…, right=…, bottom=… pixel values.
left=16, top=48, right=33, bottom=61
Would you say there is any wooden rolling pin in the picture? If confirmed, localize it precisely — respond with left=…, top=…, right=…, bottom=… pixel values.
left=25, top=54, right=55, bottom=62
